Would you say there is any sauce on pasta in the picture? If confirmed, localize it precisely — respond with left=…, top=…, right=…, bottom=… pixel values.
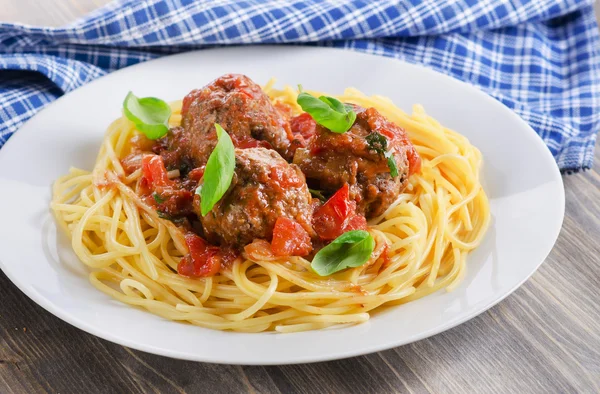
left=51, top=74, right=490, bottom=333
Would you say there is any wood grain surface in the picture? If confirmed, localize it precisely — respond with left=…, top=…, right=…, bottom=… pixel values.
left=1, top=1, right=599, bottom=393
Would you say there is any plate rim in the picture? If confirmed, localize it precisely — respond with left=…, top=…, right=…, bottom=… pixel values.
left=0, top=45, right=566, bottom=365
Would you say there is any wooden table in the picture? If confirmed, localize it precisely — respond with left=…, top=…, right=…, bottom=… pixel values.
left=1, top=2, right=599, bottom=393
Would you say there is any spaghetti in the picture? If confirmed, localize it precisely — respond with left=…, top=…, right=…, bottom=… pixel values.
left=51, top=83, right=490, bottom=333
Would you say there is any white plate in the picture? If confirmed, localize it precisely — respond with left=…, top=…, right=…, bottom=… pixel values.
left=0, top=46, right=564, bottom=365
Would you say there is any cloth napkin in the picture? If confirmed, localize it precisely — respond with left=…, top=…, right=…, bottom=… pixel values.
left=1, top=0, right=598, bottom=173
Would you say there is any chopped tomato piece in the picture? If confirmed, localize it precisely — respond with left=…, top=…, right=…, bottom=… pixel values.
left=290, top=113, right=317, bottom=141
left=288, top=113, right=317, bottom=155
left=313, top=184, right=352, bottom=240
left=177, top=233, right=221, bottom=277
left=141, top=155, right=173, bottom=188
left=406, top=144, right=421, bottom=175
left=313, top=184, right=368, bottom=240
left=378, top=128, right=396, bottom=140
left=271, top=217, right=312, bottom=257
left=344, top=214, right=368, bottom=232
left=187, top=166, right=205, bottom=181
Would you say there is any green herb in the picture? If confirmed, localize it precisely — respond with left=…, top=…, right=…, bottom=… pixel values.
left=157, top=211, right=185, bottom=224
left=153, top=192, right=165, bottom=204
left=366, top=132, right=399, bottom=178
left=311, top=230, right=375, bottom=276
left=198, top=124, right=235, bottom=216
left=309, top=188, right=326, bottom=201
left=296, top=86, right=356, bottom=133
left=123, top=91, right=171, bottom=140
left=366, top=132, right=388, bottom=155
left=385, top=151, right=399, bottom=178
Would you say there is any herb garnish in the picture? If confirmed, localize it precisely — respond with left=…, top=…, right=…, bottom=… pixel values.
left=309, top=188, right=326, bottom=201
left=311, top=230, right=375, bottom=276
left=296, top=85, right=356, bottom=133
left=123, top=92, right=171, bottom=140
left=197, top=124, right=235, bottom=216
left=366, top=132, right=387, bottom=155
left=385, top=151, right=399, bottom=177
left=157, top=211, right=185, bottom=224
left=366, top=132, right=399, bottom=178
left=153, top=192, right=165, bottom=204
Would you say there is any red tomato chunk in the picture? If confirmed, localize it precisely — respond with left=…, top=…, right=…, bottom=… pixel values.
left=271, top=217, right=313, bottom=257
left=177, top=233, right=221, bottom=277
left=313, top=183, right=368, bottom=240
left=141, top=155, right=173, bottom=188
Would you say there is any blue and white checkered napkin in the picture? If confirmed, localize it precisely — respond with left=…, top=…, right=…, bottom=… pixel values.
left=1, top=0, right=599, bottom=172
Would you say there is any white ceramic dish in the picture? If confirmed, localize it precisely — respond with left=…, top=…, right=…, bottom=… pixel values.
left=0, top=46, right=564, bottom=365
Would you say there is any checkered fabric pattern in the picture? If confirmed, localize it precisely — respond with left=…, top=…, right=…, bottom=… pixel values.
left=1, top=0, right=599, bottom=172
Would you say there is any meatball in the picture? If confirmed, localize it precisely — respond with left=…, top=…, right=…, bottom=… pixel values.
left=174, top=74, right=294, bottom=166
left=293, top=105, right=420, bottom=218
left=196, top=148, right=313, bottom=248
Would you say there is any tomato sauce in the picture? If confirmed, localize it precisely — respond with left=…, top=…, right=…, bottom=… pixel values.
left=128, top=75, right=423, bottom=279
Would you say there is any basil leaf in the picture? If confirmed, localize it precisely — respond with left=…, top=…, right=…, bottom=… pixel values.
left=385, top=151, right=399, bottom=177
left=123, top=92, right=171, bottom=140
left=333, top=230, right=371, bottom=244
left=296, top=92, right=356, bottom=133
left=319, top=96, right=346, bottom=113
left=311, top=230, right=375, bottom=276
left=198, top=124, right=235, bottom=216
left=367, top=132, right=399, bottom=178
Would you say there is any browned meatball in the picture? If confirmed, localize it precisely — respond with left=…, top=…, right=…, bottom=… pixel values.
left=292, top=106, right=420, bottom=218
left=195, top=148, right=313, bottom=248
left=177, top=74, right=294, bottom=165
